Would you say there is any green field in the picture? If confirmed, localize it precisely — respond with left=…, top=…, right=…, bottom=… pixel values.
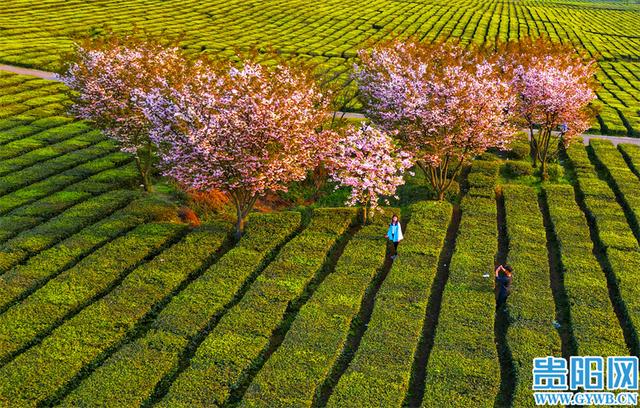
left=0, top=0, right=639, bottom=135
left=1, top=2, right=640, bottom=406
left=0, top=65, right=639, bottom=407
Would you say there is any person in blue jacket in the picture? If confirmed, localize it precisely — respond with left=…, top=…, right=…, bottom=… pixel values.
left=386, top=214, right=403, bottom=260
left=495, top=264, right=513, bottom=312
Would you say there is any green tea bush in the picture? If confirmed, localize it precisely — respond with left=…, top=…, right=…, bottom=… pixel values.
left=0, top=222, right=229, bottom=406
left=0, top=121, right=92, bottom=160
left=236, top=209, right=396, bottom=407
left=503, top=185, right=561, bottom=407
left=590, top=139, right=640, bottom=239
left=0, top=4, right=636, bottom=135
left=467, top=160, right=500, bottom=198
left=422, top=164, right=499, bottom=407
left=0, top=222, right=185, bottom=366
left=238, top=208, right=394, bottom=407
left=325, top=202, right=451, bottom=407
left=565, top=141, right=640, bottom=352
left=618, top=143, right=640, bottom=178
left=0, top=189, right=137, bottom=272
left=62, top=211, right=305, bottom=407
left=506, top=134, right=531, bottom=160
left=159, top=208, right=358, bottom=406
left=504, top=160, right=534, bottom=178
left=0, top=130, right=108, bottom=177
left=0, top=193, right=181, bottom=312
left=0, top=137, right=114, bottom=194
left=545, top=163, right=562, bottom=181
left=544, top=184, right=627, bottom=357
left=0, top=116, right=71, bottom=144
left=0, top=156, right=133, bottom=216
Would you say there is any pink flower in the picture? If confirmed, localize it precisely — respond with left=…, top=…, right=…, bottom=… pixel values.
left=501, top=38, right=597, bottom=174
left=327, top=124, right=413, bottom=213
left=139, top=59, right=335, bottom=236
left=356, top=39, right=516, bottom=199
left=62, top=38, right=188, bottom=191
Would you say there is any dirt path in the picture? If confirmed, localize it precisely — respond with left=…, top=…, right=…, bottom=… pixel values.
left=2, top=63, right=638, bottom=146
left=0, top=64, right=59, bottom=81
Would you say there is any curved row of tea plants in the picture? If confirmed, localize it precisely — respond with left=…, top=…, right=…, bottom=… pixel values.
left=543, top=184, right=628, bottom=357
left=158, top=208, right=361, bottom=406
left=502, top=184, right=561, bottom=407
left=0, top=222, right=229, bottom=406
left=61, top=210, right=351, bottom=406
left=422, top=161, right=501, bottom=407
left=564, top=141, right=640, bottom=353
left=325, top=201, right=450, bottom=407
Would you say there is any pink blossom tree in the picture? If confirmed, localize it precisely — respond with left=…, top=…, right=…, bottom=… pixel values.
left=356, top=39, right=517, bottom=200
left=140, top=58, right=335, bottom=237
left=326, top=124, right=413, bottom=222
left=503, top=38, right=597, bottom=178
left=61, top=36, right=187, bottom=192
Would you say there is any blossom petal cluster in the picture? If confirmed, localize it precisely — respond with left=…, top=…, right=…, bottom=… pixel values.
left=139, top=60, right=335, bottom=196
left=327, top=124, right=413, bottom=211
left=509, top=52, right=597, bottom=142
left=356, top=40, right=517, bottom=168
left=61, top=41, right=184, bottom=153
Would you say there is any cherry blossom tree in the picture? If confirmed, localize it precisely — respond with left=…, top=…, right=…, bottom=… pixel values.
left=502, top=38, right=597, bottom=178
left=61, top=35, right=187, bottom=192
left=326, top=124, right=413, bottom=223
left=355, top=39, right=516, bottom=200
left=140, top=58, right=335, bottom=238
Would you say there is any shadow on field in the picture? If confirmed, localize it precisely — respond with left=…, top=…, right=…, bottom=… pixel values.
left=560, top=147, right=640, bottom=357
left=402, top=168, right=469, bottom=407
left=313, top=217, right=405, bottom=407
left=494, top=187, right=516, bottom=408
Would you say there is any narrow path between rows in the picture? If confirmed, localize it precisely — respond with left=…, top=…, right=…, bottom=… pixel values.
left=228, top=220, right=363, bottom=407
left=312, top=216, right=405, bottom=408
left=401, top=167, right=470, bottom=407
left=494, top=187, right=515, bottom=408
left=1, top=64, right=639, bottom=146
left=538, top=189, right=578, bottom=360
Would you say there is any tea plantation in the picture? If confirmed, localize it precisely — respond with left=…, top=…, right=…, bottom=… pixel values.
left=0, top=0, right=639, bottom=135
left=0, top=66, right=639, bottom=407
left=1, top=0, right=640, bottom=406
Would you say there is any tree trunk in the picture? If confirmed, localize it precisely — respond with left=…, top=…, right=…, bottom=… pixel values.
left=362, top=206, right=368, bottom=225
left=529, top=127, right=538, bottom=168
left=231, top=191, right=257, bottom=240
left=134, top=149, right=154, bottom=193
left=418, top=158, right=461, bottom=202
left=540, top=159, right=548, bottom=181
left=144, top=140, right=154, bottom=192
left=235, top=214, right=246, bottom=240
left=141, top=170, right=153, bottom=193
left=537, top=128, right=551, bottom=180
left=311, top=165, right=327, bottom=201
left=134, top=156, right=150, bottom=192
